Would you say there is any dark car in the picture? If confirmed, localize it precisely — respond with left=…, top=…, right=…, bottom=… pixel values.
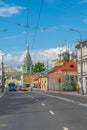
left=8, top=86, right=17, bottom=91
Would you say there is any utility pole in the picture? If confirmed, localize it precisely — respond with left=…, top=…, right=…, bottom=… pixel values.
left=70, top=28, right=84, bottom=95
left=42, top=55, right=49, bottom=91
left=47, top=59, right=49, bottom=91
left=0, top=29, right=7, bottom=92
left=1, top=55, right=4, bottom=92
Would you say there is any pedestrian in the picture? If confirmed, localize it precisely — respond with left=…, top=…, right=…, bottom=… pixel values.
left=76, top=84, right=80, bottom=93
left=31, top=87, right=32, bottom=92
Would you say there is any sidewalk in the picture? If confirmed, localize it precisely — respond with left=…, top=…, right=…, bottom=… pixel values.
left=48, top=90, right=87, bottom=97
left=0, top=89, right=7, bottom=100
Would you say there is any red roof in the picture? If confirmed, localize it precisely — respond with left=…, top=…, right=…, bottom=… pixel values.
left=60, top=61, right=77, bottom=71
left=48, top=61, right=77, bottom=74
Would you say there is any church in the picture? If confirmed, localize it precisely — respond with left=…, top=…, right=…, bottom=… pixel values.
left=22, top=44, right=32, bottom=87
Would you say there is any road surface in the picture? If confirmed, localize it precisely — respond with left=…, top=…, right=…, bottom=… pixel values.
left=0, top=90, right=87, bottom=130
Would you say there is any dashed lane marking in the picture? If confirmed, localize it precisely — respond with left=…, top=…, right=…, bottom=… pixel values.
left=0, top=123, right=8, bottom=127
left=79, top=103, right=87, bottom=107
left=36, top=99, right=39, bottom=101
left=63, top=127, right=69, bottom=130
left=42, top=103, right=45, bottom=106
left=49, top=110, right=55, bottom=115
left=35, top=91, right=87, bottom=108
left=0, top=115, right=13, bottom=119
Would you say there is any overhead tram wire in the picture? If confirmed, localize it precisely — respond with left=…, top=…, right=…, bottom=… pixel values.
left=31, top=0, right=44, bottom=50
left=15, top=0, right=48, bottom=49
left=25, top=0, right=31, bottom=49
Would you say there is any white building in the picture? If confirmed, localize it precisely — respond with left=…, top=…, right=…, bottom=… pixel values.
left=0, top=65, right=22, bottom=87
left=76, top=40, right=87, bottom=94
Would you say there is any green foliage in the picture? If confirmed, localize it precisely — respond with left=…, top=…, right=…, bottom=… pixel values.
left=33, top=62, right=46, bottom=73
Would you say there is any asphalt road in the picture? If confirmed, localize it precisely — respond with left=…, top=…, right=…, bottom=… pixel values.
left=0, top=90, right=87, bottom=130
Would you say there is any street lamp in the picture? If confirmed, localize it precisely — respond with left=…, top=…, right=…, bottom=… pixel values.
left=1, top=55, right=5, bottom=92
left=0, top=30, right=7, bottom=91
left=70, top=28, right=84, bottom=95
left=42, top=55, right=49, bottom=91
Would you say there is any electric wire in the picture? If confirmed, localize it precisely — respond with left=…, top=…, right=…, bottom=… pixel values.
left=25, top=0, right=31, bottom=49
left=31, top=0, right=44, bottom=50
left=0, top=0, right=44, bottom=51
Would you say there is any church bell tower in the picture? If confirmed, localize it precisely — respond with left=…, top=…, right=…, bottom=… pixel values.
left=22, top=44, right=32, bottom=87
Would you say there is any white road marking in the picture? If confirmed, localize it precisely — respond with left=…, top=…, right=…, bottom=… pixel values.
left=79, top=103, right=87, bottom=107
left=0, top=123, right=8, bottom=127
left=63, top=127, right=69, bottom=130
left=0, top=115, right=13, bottom=119
left=34, top=91, right=87, bottom=108
left=36, top=99, right=39, bottom=101
left=49, top=110, right=55, bottom=115
left=42, top=103, right=45, bottom=106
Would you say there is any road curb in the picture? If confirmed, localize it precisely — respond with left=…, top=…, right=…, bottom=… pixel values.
left=0, top=90, right=8, bottom=100
left=46, top=90, right=87, bottom=98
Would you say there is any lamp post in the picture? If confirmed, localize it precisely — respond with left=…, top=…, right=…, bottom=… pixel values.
left=1, top=55, right=5, bottom=92
left=70, top=28, right=84, bottom=95
left=0, top=29, right=7, bottom=91
left=42, top=55, right=49, bottom=91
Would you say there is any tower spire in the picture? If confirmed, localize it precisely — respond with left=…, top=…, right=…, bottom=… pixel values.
left=23, top=44, right=32, bottom=74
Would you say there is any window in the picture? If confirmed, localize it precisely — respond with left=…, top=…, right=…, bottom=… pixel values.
left=70, top=65, right=74, bottom=68
left=70, top=76, right=74, bottom=81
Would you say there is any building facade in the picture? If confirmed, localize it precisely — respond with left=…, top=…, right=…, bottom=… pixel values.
left=52, top=51, right=76, bottom=67
left=40, top=75, right=48, bottom=90
left=76, top=40, right=87, bottom=94
left=48, top=61, right=77, bottom=91
left=48, top=50, right=77, bottom=91
left=0, top=65, right=22, bottom=87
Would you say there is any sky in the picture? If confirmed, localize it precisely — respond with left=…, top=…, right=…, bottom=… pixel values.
left=0, top=0, right=87, bottom=68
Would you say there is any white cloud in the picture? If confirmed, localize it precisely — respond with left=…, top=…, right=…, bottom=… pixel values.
left=31, top=45, right=74, bottom=68
left=0, top=45, right=74, bottom=69
left=0, top=52, right=24, bottom=68
left=33, top=49, right=58, bottom=68
left=0, top=1, right=25, bottom=17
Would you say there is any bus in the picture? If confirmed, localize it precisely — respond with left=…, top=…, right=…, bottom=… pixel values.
left=8, top=82, right=17, bottom=91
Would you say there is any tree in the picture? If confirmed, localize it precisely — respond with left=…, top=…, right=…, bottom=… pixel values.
left=33, top=62, right=46, bottom=73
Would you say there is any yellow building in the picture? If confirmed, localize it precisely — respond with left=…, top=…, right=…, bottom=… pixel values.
left=40, top=76, right=48, bottom=91
left=52, top=52, right=76, bottom=67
